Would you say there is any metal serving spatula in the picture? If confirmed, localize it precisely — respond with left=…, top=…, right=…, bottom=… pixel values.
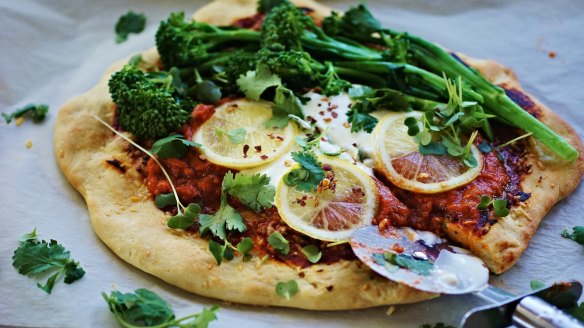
left=350, top=225, right=583, bottom=328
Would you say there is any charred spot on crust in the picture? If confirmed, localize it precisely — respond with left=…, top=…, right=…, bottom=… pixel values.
left=504, top=88, right=540, bottom=118
left=106, top=158, right=127, bottom=173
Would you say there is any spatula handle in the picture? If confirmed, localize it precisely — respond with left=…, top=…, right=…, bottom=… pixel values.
left=513, top=296, right=584, bottom=328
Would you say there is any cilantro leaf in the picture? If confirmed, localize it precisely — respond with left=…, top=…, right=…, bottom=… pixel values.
left=301, top=245, right=322, bottom=264
left=151, top=134, right=201, bottom=159
left=284, top=151, right=325, bottom=192
left=167, top=203, right=200, bottom=230
left=12, top=231, right=85, bottom=294
left=215, top=127, right=247, bottom=144
left=103, top=288, right=220, bottom=327
left=200, top=171, right=275, bottom=240
left=115, top=11, right=146, bottom=43
left=275, top=280, right=299, bottom=300
left=561, top=226, right=584, bottom=245
left=237, top=64, right=281, bottom=101
left=223, top=172, right=275, bottom=212
left=155, top=193, right=177, bottom=209
left=346, top=100, right=378, bottom=133
left=209, top=240, right=234, bottom=265
left=382, top=252, right=433, bottom=276
left=265, top=85, right=305, bottom=128
left=199, top=202, right=244, bottom=240
left=2, top=104, right=49, bottom=124
left=268, top=232, right=290, bottom=255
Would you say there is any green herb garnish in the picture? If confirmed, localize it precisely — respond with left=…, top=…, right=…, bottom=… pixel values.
left=275, top=280, right=299, bottom=300
left=268, top=232, right=290, bottom=255
left=151, top=134, right=201, bottom=159
left=301, top=245, right=322, bottom=263
left=103, top=288, right=219, bottom=327
left=12, top=228, right=85, bottom=294
left=215, top=127, right=247, bottom=144
left=283, top=151, right=325, bottom=192
left=561, top=226, right=584, bottom=245
left=477, top=195, right=510, bottom=217
left=209, top=238, right=254, bottom=265
left=2, top=104, right=49, bottom=124
left=383, top=252, right=433, bottom=276
left=167, top=203, right=201, bottom=229
left=530, top=279, right=546, bottom=291
left=115, top=11, right=146, bottom=43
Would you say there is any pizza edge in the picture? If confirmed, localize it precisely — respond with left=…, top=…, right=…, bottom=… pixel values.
left=53, top=0, right=584, bottom=310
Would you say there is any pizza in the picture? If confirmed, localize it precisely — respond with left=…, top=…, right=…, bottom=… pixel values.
left=54, top=0, right=584, bottom=310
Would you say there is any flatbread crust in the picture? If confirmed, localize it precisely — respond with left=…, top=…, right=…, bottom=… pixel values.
left=54, top=0, right=583, bottom=309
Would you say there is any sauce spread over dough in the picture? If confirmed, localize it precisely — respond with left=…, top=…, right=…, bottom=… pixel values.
left=139, top=102, right=525, bottom=267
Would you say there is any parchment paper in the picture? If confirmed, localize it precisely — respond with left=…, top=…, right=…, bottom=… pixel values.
left=1, top=0, right=583, bottom=327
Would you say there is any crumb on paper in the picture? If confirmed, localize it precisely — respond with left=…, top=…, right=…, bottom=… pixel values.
left=112, top=283, right=118, bottom=289
left=25, top=140, right=33, bottom=149
left=548, top=51, right=556, bottom=59
left=15, top=117, right=25, bottom=126
left=386, top=305, right=396, bottom=316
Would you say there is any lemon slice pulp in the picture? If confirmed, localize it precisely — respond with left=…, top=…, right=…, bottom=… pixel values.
left=275, top=157, right=378, bottom=242
left=194, top=100, right=297, bottom=169
left=375, top=112, right=483, bottom=194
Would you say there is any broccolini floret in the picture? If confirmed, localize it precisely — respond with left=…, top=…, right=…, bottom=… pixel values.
left=109, top=64, right=193, bottom=140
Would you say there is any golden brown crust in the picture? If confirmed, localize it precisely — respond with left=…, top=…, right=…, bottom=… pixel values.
left=54, top=0, right=583, bottom=309
left=444, top=55, right=584, bottom=274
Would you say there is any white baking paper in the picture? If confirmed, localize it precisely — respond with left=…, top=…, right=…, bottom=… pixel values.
left=0, top=0, right=583, bottom=327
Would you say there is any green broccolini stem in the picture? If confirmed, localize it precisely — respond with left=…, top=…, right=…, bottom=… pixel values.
left=334, top=61, right=484, bottom=103
left=393, top=33, right=578, bottom=161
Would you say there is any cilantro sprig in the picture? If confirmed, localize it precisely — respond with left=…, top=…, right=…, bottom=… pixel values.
left=12, top=228, right=85, bottom=294
left=2, top=103, right=49, bottom=124
left=200, top=171, right=275, bottom=240
left=236, top=64, right=304, bottom=129
left=561, top=226, right=584, bottom=245
left=103, top=288, right=219, bottom=328
left=284, top=151, right=325, bottom=192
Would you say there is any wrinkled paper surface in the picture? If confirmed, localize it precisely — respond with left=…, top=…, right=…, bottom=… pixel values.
left=1, top=0, right=583, bottom=327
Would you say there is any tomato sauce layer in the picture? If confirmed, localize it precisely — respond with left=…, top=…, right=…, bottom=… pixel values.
left=139, top=103, right=525, bottom=267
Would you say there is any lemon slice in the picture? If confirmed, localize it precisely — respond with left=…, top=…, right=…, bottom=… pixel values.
left=275, top=157, right=378, bottom=241
left=375, top=112, right=483, bottom=194
left=194, top=100, right=297, bottom=169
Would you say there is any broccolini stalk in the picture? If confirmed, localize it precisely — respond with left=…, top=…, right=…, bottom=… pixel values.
left=325, top=4, right=578, bottom=161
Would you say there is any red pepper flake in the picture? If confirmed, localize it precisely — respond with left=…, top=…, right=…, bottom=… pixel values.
left=243, top=144, right=250, bottom=158
left=327, top=104, right=338, bottom=112
left=331, top=112, right=338, bottom=118
left=276, top=136, right=284, bottom=141
left=306, top=116, right=317, bottom=123
left=352, top=143, right=358, bottom=147
left=392, top=243, right=405, bottom=253
left=260, top=155, right=269, bottom=160
left=324, top=118, right=332, bottom=123
left=254, top=145, right=262, bottom=152
left=323, top=164, right=332, bottom=171
left=319, top=111, right=325, bottom=116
